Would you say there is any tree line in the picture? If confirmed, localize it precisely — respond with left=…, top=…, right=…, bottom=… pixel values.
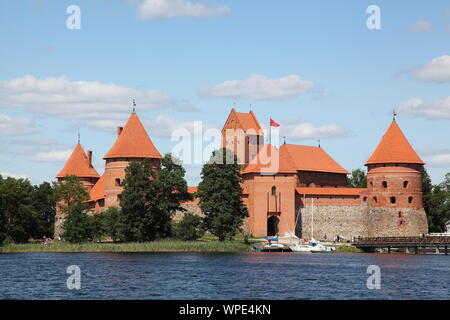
left=347, top=168, right=450, bottom=232
left=0, top=149, right=248, bottom=245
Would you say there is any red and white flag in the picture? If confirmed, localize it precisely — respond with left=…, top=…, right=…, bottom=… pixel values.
left=270, top=118, right=280, bottom=127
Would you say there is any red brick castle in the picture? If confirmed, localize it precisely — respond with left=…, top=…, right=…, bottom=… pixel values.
left=55, top=109, right=428, bottom=239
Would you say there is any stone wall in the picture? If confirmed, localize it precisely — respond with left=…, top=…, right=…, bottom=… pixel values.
left=297, top=204, right=428, bottom=240
left=298, top=205, right=369, bottom=240
left=173, top=203, right=203, bottom=222
left=366, top=207, right=428, bottom=237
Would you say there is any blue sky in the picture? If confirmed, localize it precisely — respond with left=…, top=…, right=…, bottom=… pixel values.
left=0, top=0, right=449, bottom=186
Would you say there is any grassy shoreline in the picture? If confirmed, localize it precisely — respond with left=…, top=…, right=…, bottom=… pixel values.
left=0, top=238, right=363, bottom=254
left=0, top=240, right=256, bottom=253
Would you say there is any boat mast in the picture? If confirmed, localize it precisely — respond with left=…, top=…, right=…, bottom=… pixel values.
left=311, top=197, right=314, bottom=239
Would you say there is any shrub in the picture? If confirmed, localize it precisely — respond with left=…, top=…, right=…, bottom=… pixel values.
left=174, top=213, right=204, bottom=241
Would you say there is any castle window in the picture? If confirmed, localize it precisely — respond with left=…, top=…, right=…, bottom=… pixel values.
left=382, top=181, right=388, bottom=188
left=370, top=181, right=373, bottom=187
left=390, top=197, right=396, bottom=204
left=408, top=197, right=413, bottom=204
left=373, top=197, right=377, bottom=203
left=403, top=181, right=409, bottom=188
left=271, top=186, right=276, bottom=196
left=117, top=194, right=122, bottom=202
left=363, top=197, right=367, bottom=202
left=398, top=211, right=402, bottom=218
left=115, top=178, right=121, bottom=186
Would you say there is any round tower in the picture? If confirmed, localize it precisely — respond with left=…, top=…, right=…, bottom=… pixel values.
left=55, top=143, right=100, bottom=237
left=365, top=120, right=424, bottom=209
left=364, top=120, right=428, bottom=236
left=103, top=112, right=162, bottom=208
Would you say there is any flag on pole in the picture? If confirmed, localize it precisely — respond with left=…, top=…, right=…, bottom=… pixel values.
left=270, top=118, right=280, bottom=127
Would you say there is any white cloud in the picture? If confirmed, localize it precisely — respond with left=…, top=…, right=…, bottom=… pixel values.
left=398, top=97, right=450, bottom=120
left=409, top=20, right=432, bottom=32
left=0, top=172, right=30, bottom=179
left=0, top=114, right=34, bottom=136
left=198, top=74, right=315, bottom=100
left=144, top=114, right=217, bottom=138
left=279, top=117, right=347, bottom=140
left=410, top=55, right=450, bottom=82
left=0, top=75, right=196, bottom=130
left=425, top=153, right=450, bottom=167
left=137, top=0, right=230, bottom=20
left=32, top=149, right=72, bottom=162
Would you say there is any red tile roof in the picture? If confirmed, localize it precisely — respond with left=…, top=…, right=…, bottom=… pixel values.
left=282, top=144, right=349, bottom=174
left=296, top=187, right=365, bottom=196
left=241, top=144, right=298, bottom=174
left=56, top=144, right=99, bottom=179
left=365, top=121, right=424, bottom=165
left=223, top=108, right=263, bottom=135
left=242, top=143, right=349, bottom=175
left=89, top=173, right=105, bottom=202
left=104, top=113, right=162, bottom=159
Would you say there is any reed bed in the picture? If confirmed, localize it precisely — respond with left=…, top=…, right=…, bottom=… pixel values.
left=0, top=239, right=255, bottom=253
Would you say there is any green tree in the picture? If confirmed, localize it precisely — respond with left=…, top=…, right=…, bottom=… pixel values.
left=423, top=170, right=450, bottom=232
left=54, top=176, right=90, bottom=242
left=121, top=154, right=192, bottom=242
left=101, top=206, right=124, bottom=242
left=423, top=169, right=437, bottom=231
left=90, top=213, right=107, bottom=242
left=153, top=153, right=192, bottom=238
left=120, top=158, right=157, bottom=242
left=54, top=176, right=89, bottom=216
left=174, top=212, right=204, bottom=241
left=0, top=176, right=38, bottom=243
left=0, top=175, right=8, bottom=244
left=347, top=168, right=367, bottom=188
left=197, top=148, right=248, bottom=241
left=62, top=203, right=93, bottom=243
left=32, top=182, right=56, bottom=238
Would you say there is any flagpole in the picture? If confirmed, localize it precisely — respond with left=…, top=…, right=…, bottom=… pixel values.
left=269, top=118, right=272, bottom=145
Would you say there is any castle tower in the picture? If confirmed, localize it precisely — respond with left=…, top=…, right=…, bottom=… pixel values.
left=55, top=143, right=100, bottom=236
left=56, top=143, right=100, bottom=191
left=221, top=108, right=264, bottom=165
left=103, top=112, right=162, bottom=208
left=364, top=120, right=428, bottom=236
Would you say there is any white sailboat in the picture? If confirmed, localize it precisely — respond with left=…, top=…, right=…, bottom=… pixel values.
left=289, top=196, right=336, bottom=253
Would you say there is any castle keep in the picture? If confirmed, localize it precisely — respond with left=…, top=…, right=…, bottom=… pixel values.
left=55, top=109, right=428, bottom=239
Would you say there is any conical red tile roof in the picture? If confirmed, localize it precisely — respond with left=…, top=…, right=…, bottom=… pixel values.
left=104, top=113, right=162, bottom=159
left=365, top=121, right=424, bottom=165
left=56, top=144, right=100, bottom=178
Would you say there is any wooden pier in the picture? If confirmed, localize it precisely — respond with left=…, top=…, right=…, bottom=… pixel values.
left=354, top=236, right=450, bottom=255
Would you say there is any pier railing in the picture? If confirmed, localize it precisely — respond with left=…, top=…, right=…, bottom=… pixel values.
left=355, top=236, right=450, bottom=245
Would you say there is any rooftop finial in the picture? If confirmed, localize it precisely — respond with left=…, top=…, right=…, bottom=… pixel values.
left=393, top=109, right=397, bottom=122
left=77, top=132, right=80, bottom=144
left=318, top=139, right=321, bottom=148
left=283, top=136, right=286, bottom=145
left=132, top=98, right=136, bottom=113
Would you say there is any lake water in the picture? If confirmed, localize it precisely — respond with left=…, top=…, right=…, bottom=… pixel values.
left=0, top=252, right=448, bottom=300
